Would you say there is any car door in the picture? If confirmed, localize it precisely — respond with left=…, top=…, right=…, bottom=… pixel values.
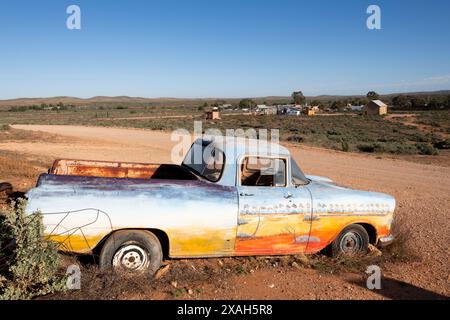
left=235, top=155, right=312, bottom=255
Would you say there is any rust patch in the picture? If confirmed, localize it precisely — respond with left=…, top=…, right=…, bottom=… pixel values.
left=51, top=159, right=160, bottom=179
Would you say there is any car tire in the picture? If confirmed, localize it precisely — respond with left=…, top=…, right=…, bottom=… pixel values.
left=99, top=230, right=162, bottom=277
left=329, top=224, right=369, bottom=257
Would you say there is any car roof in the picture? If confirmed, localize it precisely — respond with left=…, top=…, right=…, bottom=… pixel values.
left=195, top=136, right=290, bottom=161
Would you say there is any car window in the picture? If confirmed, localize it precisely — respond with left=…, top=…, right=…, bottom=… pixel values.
left=240, top=157, right=286, bottom=187
left=182, top=141, right=225, bottom=182
left=291, top=157, right=309, bottom=185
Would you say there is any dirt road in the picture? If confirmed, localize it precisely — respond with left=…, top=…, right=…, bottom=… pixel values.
left=2, top=124, right=449, bottom=299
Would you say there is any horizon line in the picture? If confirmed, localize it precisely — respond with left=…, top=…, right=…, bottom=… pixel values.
left=1, top=88, right=450, bottom=102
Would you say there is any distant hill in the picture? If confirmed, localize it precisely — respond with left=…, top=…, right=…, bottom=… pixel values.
left=0, top=90, right=448, bottom=108
left=382, top=90, right=450, bottom=97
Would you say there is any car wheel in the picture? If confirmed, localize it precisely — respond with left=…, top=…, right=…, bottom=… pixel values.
left=99, top=230, right=162, bottom=277
left=330, top=224, right=369, bottom=257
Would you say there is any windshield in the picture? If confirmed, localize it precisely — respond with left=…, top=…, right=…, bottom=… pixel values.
left=291, top=157, right=309, bottom=185
left=182, top=141, right=225, bottom=182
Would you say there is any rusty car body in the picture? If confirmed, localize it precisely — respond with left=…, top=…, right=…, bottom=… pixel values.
left=25, top=137, right=395, bottom=274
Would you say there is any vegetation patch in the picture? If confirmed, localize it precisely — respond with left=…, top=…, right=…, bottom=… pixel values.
left=0, top=200, right=66, bottom=299
left=1, top=106, right=449, bottom=156
left=415, top=143, right=438, bottom=155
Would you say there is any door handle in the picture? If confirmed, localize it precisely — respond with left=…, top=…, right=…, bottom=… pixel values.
left=239, top=192, right=254, bottom=197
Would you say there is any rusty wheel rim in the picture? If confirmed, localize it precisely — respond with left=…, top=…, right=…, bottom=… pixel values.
left=339, top=231, right=363, bottom=255
left=112, top=244, right=149, bottom=272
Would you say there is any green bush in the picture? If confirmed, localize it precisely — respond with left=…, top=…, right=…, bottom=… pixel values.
left=287, top=135, right=304, bottom=143
left=387, top=143, right=417, bottom=155
left=341, top=140, right=349, bottom=152
left=407, top=133, right=428, bottom=143
left=0, top=200, right=66, bottom=299
left=8, top=106, right=28, bottom=112
left=415, top=143, right=438, bottom=155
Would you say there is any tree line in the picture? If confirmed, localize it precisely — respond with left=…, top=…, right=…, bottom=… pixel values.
left=8, top=102, right=75, bottom=112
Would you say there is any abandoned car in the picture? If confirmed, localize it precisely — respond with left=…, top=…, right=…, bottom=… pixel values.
left=25, top=137, right=395, bottom=275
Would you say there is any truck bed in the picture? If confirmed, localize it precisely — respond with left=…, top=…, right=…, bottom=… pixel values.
left=49, top=159, right=198, bottom=180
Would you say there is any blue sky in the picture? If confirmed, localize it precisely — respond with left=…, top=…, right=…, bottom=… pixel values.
left=0, top=0, right=449, bottom=99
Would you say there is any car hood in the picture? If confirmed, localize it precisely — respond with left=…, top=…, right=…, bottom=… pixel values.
left=306, top=180, right=396, bottom=214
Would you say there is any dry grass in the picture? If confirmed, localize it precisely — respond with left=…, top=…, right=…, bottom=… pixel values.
left=0, top=150, right=51, bottom=195
left=0, top=128, right=66, bottom=144
left=0, top=128, right=61, bottom=191
left=0, top=151, right=45, bottom=182
left=381, top=215, right=419, bottom=262
left=45, top=250, right=403, bottom=300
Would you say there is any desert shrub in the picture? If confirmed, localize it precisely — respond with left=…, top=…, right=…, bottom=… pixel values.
left=408, top=133, right=430, bottom=143
left=417, top=120, right=440, bottom=127
left=357, top=143, right=376, bottom=153
left=327, top=134, right=343, bottom=143
left=8, top=106, right=28, bottom=112
left=381, top=215, right=418, bottom=262
left=415, top=143, right=438, bottom=155
left=0, top=199, right=66, bottom=299
left=433, top=140, right=450, bottom=150
left=287, top=135, right=304, bottom=143
left=386, top=143, right=417, bottom=155
left=0, top=124, right=11, bottom=131
left=341, top=140, right=349, bottom=152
